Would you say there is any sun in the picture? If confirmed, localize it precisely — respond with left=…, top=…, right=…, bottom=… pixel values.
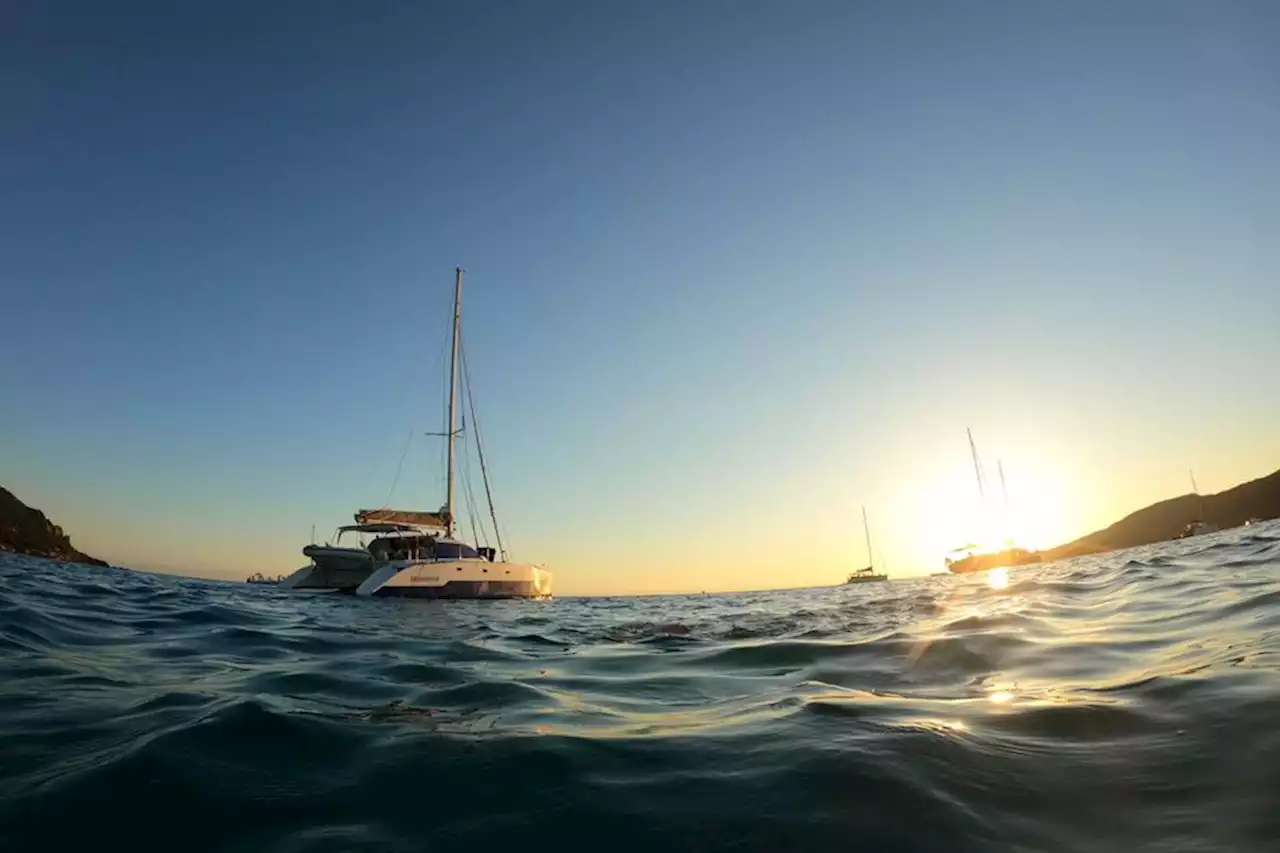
left=998, top=486, right=1065, bottom=550
left=915, top=467, right=1069, bottom=558
left=961, top=496, right=1060, bottom=552
left=898, top=452, right=1077, bottom=575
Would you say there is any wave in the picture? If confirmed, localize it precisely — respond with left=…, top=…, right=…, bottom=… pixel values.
left=2, top=526, right=1279, bottom=851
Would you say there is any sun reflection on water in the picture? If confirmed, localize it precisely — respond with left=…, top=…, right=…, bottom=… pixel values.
left=987, top=567, right=1009, bottom=589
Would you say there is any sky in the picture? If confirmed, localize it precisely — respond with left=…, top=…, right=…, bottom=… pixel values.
left=3, top=1, right=1279, bottom=594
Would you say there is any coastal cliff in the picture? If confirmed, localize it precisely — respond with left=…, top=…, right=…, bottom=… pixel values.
left=1041, top=467, right=1280, bottom=561
left=0, top=487, right=108, bottom=567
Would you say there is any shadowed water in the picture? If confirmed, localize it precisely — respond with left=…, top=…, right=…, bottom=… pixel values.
left=2, top=523, right=1279, bottom=852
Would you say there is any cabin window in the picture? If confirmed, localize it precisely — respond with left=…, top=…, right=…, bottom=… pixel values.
left=433, top=542, right=480, bottom=560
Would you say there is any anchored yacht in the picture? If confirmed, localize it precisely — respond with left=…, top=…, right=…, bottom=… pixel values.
left=846, top=507, right=888, bottom=584
left=279, top=269, right=551, bottom=599
left=1172, top=470, right=1220, bottom=541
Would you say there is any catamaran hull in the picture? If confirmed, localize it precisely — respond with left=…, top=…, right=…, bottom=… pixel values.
left=278, top=546, right=376, bottom=591
left=356, top=560, right=552, bottom=599
left=365, top=579, right=544, bottom=599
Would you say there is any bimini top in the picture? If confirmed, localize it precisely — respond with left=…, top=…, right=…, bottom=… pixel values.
left=338, top=523, right=427, bottom=535
left=355, top=508, right=451, bottom=529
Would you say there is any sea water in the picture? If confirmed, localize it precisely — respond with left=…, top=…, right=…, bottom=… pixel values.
left=2, top=523, right=1278, bottom=852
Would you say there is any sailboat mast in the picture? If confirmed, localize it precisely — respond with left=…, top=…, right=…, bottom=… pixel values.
left=998, top=459, right=1008, bottom=512
left=968, top=428, right=985, bottom=500
left=445, top=268, right=463, bottom=537
left=862, top=506, right=873, bottom=570
left=1190, top=468, right=1205, bottom=521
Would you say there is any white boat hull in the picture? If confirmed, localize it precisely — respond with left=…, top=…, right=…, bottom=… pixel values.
left=356, top=559, right=551, bottom=599
left=278, top=546, right=375, bottom=591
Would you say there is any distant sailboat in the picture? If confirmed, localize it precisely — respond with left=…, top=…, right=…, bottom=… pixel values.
left=1175, top=469, right=1219, bottom=540
left=945, top=430, right=1042, bottom=574
left=846, top=507, right=888, bottom=584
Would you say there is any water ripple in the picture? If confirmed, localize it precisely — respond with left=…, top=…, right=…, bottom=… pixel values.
left=2, top=522, right=1279, bottom=851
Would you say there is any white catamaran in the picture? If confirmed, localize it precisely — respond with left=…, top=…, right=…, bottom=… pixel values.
left=279, top=268, right=551, bottom=599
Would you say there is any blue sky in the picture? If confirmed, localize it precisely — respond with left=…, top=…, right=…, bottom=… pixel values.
left=3, top=1, right=1278, bottom=593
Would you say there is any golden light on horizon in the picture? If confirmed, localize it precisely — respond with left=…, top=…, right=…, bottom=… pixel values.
left=966, top=476, right=1067, bottom=553
left=1001, top=479, right=1068, bottom=550
left=911, top=462, right=1071, bottom=564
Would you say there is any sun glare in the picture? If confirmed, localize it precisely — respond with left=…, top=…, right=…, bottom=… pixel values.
left=922, top=470, right=1068, bottom=551
left=1003, top=493, right=1064, bottom=551
left=970, top=484, right=1064, bottom=553
left=891, top=444, right=1077, bottom=576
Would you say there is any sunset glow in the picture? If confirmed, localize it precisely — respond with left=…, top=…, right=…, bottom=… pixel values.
left=909, top=460, right=1073, bottom=568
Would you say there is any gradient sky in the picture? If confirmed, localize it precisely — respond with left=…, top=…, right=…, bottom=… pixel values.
left=4, top=1, right=1278, bottom=594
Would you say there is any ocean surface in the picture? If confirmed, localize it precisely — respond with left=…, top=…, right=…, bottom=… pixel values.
left=2, top=525, right=1278, bottom=853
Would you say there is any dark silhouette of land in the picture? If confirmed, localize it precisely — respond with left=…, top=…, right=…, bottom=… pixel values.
left=0, top=487, right=108, bottom=567
left=1040, top=467, right=1280, bottom=561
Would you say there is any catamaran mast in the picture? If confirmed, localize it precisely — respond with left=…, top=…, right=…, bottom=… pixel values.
left=445, top=268, right=463, bottom=537
left=968, top=428, right=986, bottom=501
left=862, top=506, right=874, bottom=571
